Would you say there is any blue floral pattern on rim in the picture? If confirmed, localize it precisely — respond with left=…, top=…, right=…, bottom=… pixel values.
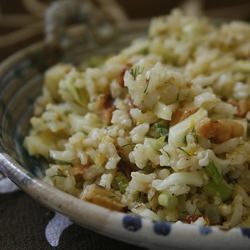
left=153, top=221, right=171, bottom=236
left=241, top=228, right=250, bottom=239
left=1, top=25, right=250, bottom=249
left=122, top=215, right=142, bottom=232
left=199, top=226, right=212, bottom=235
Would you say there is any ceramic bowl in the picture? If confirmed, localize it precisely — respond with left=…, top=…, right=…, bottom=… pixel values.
left=0, top=21, right=249, bottom=250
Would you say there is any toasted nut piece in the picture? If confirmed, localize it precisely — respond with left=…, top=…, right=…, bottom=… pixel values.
left=228, top=99, right=250, bottom=117
left=196, top=118, right=244, bottom=143
left=170, top=103, right=198, bottom=126
left=81, top=184, right=126, bottom=212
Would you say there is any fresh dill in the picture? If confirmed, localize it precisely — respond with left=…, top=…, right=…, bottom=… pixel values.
left=176, top=92, right=180, bottom=102
left=149, top=122, right=169, bottom=139
left=162, top=148, right=170, bottom=158
left=130, top=66, right=144, bottom=80
left=178, top=147, right=191, bottom=156
left=122, top=143, right=136, bottom=148
left=144, top=79, right=150, bottom=93
left=191, top=127, right=198, bottom=142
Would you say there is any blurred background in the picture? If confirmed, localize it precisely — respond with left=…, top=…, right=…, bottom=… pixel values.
left=0, top=0, right=250, bottom=61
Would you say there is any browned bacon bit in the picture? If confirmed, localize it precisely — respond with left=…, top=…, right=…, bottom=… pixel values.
left=196, top=118, right=244, bottom=143
left=170, top=103, right=198, bottom=126
left=81, top=184, right=126, bottom=212
left=228, top=99, right=250, bottom=117
left=117, top=64, right=132, bottom=87
left=183, top=215, right=200, bottom=224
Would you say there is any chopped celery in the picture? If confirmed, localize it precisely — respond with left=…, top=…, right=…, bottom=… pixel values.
left=70, top=86, right=89, bottom=107
left=158, top=193, right=178, bottom=209
left=154, top=102, right=176, bottom=121
left=114, top=172, right=129, bottom=194
left=86, top=55, right=107, bottom=68
left=145, top=137, right=166, bottom=151
left=203, top=161, right=233, bottom=201
left=205, top=162, right=222, bottom=184
left=149, top=122, right=169, bottom=139
left=203, top=180, right=233, bottom=202
left=168, top=108, right=207, bottom=147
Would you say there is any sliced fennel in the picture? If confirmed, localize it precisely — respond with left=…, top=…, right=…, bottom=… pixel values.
left=168, top=108, right=207, bottom=147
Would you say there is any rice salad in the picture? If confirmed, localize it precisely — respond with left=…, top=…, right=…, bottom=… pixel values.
left=24, top=10, right=250, bottom=229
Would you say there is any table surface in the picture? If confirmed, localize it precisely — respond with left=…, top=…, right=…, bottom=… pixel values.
left=0, top=1, right=250, bottom=249
left=0, top=187, right=145, bottom=250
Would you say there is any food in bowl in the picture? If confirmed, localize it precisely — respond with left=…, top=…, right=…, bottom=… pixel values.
left=24, top=10, right=250, bottom=229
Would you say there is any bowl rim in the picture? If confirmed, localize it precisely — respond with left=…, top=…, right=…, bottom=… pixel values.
left=0, top=39, right=250, bottom=250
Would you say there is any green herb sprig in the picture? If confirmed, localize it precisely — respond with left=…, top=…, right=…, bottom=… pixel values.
left=122, top=143, right=136, bottom=148
left=144, top=79, right=150, bottom=93
left=150, top=122, right=169, bottom=139
left=178, top=147, right=191, bottom=156
left=203, top=162, right=233, bottom=202
left=130, top=66, right=144, bottom=80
